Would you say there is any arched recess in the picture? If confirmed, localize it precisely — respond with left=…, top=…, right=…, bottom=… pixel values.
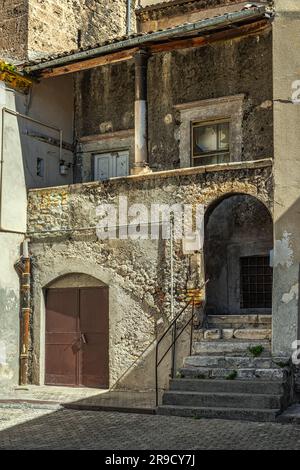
left=204, top=193, right=273, bottom=315
left=44, top=272, right=109, bottom=389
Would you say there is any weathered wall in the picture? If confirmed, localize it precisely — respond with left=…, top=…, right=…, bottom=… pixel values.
left=0, top=1, right=133, bottom=61
left=27, top=161, right=273, bottom=389
left=137, top=1, right=269, bottom=33
left=0, top=233, right=23, bottom=386
left=272, top=0, right=300, bottom=358
left=27, top=0, right=130, bottom=60
left=0, top=0, right=28, bottom=61
left=75, top=30, right=273, bottom=175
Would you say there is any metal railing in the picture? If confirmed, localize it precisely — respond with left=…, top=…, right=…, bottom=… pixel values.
left=155, top=298, right=196, bottom=407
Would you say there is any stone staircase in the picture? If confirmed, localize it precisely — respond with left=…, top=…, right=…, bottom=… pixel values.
left=158, top=315, right=292, bottom=422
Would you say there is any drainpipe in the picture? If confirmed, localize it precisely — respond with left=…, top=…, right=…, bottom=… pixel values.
left=126, top=0, right=132, bottom=35
left=132, top=49, right=151, bottom=175
left=15, top=239, right=32, bottom=385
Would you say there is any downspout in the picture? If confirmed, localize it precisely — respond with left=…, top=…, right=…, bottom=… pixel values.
left=15, top=239, right=31, bottom=386
left=126, top=0, right=132, bottom=36
left=132, top=49, right=151, bottom=175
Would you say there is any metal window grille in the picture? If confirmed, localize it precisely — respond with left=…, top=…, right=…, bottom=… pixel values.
left=240, top=256, right=273, bottom=309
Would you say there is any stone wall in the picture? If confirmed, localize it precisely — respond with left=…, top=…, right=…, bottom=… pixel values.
left=27, top=161, right=273, bottom=389
left=27, top=0, right=130, bottom=60
left=0, top=0, right=28, bottom=61
left=0, top=1, right=133, bottom=61
left=75, top=29, right=273, bottom=174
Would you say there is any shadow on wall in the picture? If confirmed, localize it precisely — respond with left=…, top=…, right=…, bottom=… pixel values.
left=204, top=193, right=273, bottom=316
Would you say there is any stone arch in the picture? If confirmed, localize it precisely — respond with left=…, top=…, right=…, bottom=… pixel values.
left=204, top=193, right=273, bottom=315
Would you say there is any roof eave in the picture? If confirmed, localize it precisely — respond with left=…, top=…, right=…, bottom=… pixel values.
left=24, top=6, right=272, bottom=75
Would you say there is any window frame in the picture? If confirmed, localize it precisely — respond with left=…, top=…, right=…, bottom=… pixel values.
left=191, top=118, right=231, bottom=166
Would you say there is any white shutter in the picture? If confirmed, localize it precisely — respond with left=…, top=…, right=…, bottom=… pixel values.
left=95, top=154, right=110, bottom=181
left=116, top=151, right=129, bottom=177
left=94, top=151, right=129, bottom=181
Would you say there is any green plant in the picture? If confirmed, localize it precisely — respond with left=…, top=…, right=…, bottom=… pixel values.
left=248, top=345, right=264, bottom=357
left=0, top=61, right=17, bottom=73
left=226, top=370, right=238, bottom=380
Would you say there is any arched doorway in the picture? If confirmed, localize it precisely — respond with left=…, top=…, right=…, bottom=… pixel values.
left=204, top=194, right=273, bottom=315
left=45, top=273, right=109, bottom=388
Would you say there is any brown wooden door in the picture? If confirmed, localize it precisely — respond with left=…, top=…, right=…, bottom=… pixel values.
left=45, top=287, right=109, bottom=388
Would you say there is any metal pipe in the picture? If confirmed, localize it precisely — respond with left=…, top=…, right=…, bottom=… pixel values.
left=126, top=0, right=132, bottom=36
left=133, top=50, right=149, bottom=173
left=0, top=107, right=63, bottom=231
left=19, top=238, right=31, bottom=386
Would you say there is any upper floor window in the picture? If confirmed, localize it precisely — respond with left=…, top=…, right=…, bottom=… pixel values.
left=175, top=95, right=244, bottom=169
left=192, top=120, right=230, bottom=166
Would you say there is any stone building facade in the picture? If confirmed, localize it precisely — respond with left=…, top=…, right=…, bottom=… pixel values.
left=1, top=0, right=300, bottom=420
left=0, top=0, right=133, bottom=61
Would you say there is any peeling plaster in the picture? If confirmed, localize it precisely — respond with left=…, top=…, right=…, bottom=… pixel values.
left=274, top=231, right=294, bottom=268
left=282, top=283, right=299, bottom=304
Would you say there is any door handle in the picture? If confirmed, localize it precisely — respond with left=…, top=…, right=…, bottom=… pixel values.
left=81, top=333, right=87, bottom=345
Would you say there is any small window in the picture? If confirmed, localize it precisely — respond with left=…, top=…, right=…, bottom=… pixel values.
left=37, top=158, right=44, bottom=177
left=192, top=120, right=230, bottom=166
left=240, top=256, right=273, bottom=309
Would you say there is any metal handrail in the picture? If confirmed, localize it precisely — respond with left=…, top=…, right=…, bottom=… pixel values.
left=155, top=298, right=196, bottom=407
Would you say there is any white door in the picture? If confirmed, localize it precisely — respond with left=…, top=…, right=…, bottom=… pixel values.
left=94, top=151, right=129, bottom=181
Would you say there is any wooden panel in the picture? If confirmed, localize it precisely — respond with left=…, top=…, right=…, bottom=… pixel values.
left=45, top=288, right=79, bottom=386
left=79, top=287, right=109, bottom=389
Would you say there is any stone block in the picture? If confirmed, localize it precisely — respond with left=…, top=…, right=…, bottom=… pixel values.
left=222, top=328, right=234, bottom=339
left=233, top=329, right=272, bottom=340
left=204, top=329, right=221, bottom=340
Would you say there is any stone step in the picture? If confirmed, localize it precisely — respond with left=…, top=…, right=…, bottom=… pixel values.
left=184, top=355, right=289, bottom=370
left=169, top=379, right=286, bottom=395
left=180, top=367, right=288, bottom=381
left=162, top=390, right=282, bottom=409
left=158, top=405, right=280, bottom=422
left=192, top=340, right=271, bottom=356
left=207, top=315, right=272, bottom=330
left=193, top=329, right=272, bottom=341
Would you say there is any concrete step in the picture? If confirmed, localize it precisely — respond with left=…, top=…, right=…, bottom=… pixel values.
left=192, top=340, right=271, bottom=356
left=162, top=390, right=282, bottom=409
left=277, top=404, right=300, bottom=424
left=184, top=355, right=289, bottom=370
left=207, top=315, right=272, bottom=330
left=169, top=378, right=286, bottom=395
left=158, top=405, right=280, bottom=422
left=180, top=366, right=289, bottom=381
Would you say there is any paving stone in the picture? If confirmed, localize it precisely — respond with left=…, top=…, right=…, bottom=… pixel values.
left=0, top=408, right=300, bottom=450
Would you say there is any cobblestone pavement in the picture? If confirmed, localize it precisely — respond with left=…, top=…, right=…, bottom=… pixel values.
left=0, top=408, right=300, bottom=450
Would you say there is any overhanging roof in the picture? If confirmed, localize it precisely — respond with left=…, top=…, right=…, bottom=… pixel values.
left=23, top=5, right=273, bottom=77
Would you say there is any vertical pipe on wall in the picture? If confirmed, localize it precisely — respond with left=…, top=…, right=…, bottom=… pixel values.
left=19, top=239, right=31, bottom=386
left=132, top=49, right=151, bottom=175
left=127, top=0, right=132, bottom=35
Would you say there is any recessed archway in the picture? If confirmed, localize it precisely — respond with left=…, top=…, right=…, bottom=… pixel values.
left=204, top=194, right=273, bottom=315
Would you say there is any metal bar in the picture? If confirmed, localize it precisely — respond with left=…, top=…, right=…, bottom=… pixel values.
left=126, top=0, right=132, bottom=36
left=190, top=299, right=195, bottom=356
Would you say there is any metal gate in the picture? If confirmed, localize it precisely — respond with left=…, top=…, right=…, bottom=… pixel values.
left=45, top=287, right=109, bottom=388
